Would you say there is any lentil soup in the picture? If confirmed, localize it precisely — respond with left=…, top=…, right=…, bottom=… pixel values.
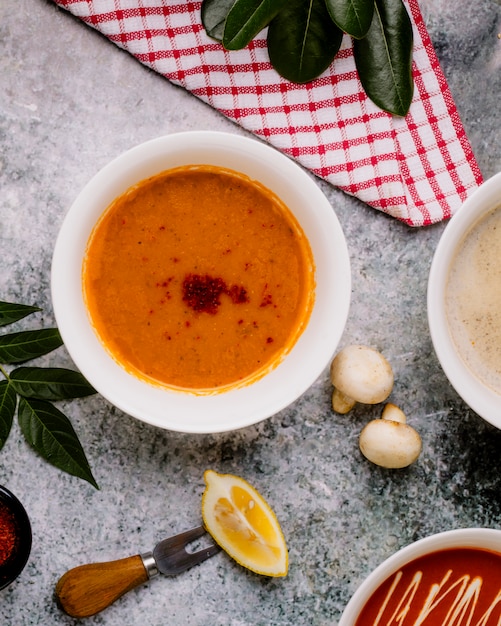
left=83, top=165, right=315, bottom=391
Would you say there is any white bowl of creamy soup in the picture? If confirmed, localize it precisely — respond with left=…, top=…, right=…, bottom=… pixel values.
left=339, top=528, right=501, bottom=625
left=428, top=171, right=501, bottom=429
left=51, top=131, right=351, bottom=433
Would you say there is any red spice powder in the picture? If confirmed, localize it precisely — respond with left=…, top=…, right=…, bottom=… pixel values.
left=0, top=502, right=18, bottom=566
left=182, top=273, right=249, bottom=314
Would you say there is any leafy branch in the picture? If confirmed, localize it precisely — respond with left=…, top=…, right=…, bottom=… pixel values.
left=0, top=301, right=98, bottom=489
left=201, top=0, right=414, bottom=116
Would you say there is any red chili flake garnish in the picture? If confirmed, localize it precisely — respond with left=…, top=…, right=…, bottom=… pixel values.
left=185, top=321, right=191, bottom=328
left=237, top=319, right=244, bottom=325
left=228, top=284, right=248, bottom=304
left=156, top=277, right=174, bottom=289
left=266, top=337, right=274, bottom=343
left=260, top=293, right=273, bottom=307
left=0, top=502, right=17, bottom=566
left=182, top=273, right=249, bottom=314
left=159, top=225, right=165, bottom=231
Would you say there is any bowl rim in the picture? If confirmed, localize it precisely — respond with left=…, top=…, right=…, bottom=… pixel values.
left=51, top=131, right=351, bottom=433
left=427, top=171, right=501, bottom=428
left=338, top=527, right=501, bottom=625
left=0, top=485, right=32, bottom=590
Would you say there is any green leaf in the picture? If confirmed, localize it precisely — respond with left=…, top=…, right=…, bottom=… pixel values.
left=223, top=0, right=289, bottom=50
left=267, top=0, right=343, bottom=83
left=202, top=0, right=236, bottom=41
left=0, top=328, right=63, bottom=364
left=10, top=367, right=97, bottom=401
left=0, top=381, right=17, bottom=451
left=324, top=0, right=374, bottom=39
left=353, top=0, right=413, bottom=116
left=0, top=301, right=41, bottom=327
left=17, top=397, right=98, bottom=489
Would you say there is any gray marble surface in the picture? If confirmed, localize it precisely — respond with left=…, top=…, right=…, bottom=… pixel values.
left=1, top=0, right=500, bottom=624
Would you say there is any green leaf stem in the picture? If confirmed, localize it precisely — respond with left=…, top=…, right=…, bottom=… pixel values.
left=223, top=0, right=289, bottom=49
left=10, top=367, right=96, bottom=401
left=0, top=381, right=17, bottom=450
left=353, top=0, right=413, bottom=115
left=324, top=0, right=374, bottom=39
left=202, top=0, right=236, bottom=40
left=267, top=0, right=343, bottom=84
left=0, top=328, right=63, bottom=364
left=0, top=301, right=41, bottom=327
left=0, top=300, right=98, bottom=488
left=18, top=397, right=98, bottom=489
left=200, top=0, right=415, bottom=115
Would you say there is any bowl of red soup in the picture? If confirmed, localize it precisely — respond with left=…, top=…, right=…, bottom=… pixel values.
left=51, top=131, right=351, bottom=433
left=339, top=528, right=501, bottom=625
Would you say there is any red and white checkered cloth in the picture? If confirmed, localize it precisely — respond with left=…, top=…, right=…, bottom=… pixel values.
left=52, top=0, right=483, bottom=226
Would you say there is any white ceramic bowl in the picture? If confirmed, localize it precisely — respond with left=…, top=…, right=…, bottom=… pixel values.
left=339, top=527, right=501, bottom=624
left=428, top=171, right=501, bottom=429
left=51, top=131, right=351, bottom=433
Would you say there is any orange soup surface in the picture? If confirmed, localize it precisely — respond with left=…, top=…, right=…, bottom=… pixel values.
left=83, top=165, right=315, bottom=391
left=355, top=547, right=501, bottom=625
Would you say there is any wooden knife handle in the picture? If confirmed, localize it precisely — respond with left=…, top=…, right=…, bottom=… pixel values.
left=55, top=554, right=149, bottom=618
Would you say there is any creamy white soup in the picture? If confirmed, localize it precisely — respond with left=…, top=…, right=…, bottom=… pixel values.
left=446, top=205, right=501, bottom=394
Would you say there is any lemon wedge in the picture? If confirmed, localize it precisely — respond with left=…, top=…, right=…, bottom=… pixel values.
left=201, top=469, right=288, bottom=577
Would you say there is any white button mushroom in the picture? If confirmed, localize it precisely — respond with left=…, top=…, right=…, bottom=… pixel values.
left=380, top=402, right=406, bottom=424
left=330, top=345, right=394, bottom=414
left=359, top=404, right=422, bottom=468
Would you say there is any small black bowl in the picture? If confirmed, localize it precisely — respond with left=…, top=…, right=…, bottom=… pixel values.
left=0, top=485, right=32, bottom=590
